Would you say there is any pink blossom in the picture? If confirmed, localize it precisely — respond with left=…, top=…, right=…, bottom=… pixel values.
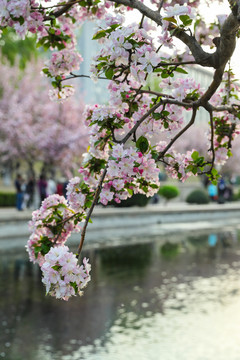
left=164, top=4, right=192, bottom=18
left=66, top=176, right=87, bottom=212
left=41, top=245, right=91, bottom=300
left=47, top=49, right=83, bottom=77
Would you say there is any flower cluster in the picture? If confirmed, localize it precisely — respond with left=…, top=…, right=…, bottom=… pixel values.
left=66, top=176, right=88, bottom=213
left=48, top=86, right=75, bottom=102
left=209, top=71, right=240, bottom=167
left=162, top=77, right=202, bottom=102
left=26, top=194, right=91, bottom=300
left=91, top=19, right=161, bottom=83
left=0, top=0, right=45, bottom=38
left=78, top=143, right=160, bottom=206
left=47, top=50, right=83, bottom=77
left=41, top=246, right=91, bottom=300
left=26, top=194, right=81, bottom=266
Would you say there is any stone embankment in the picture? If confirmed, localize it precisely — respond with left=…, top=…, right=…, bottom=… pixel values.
left=1, top=202, right=240, bottom=251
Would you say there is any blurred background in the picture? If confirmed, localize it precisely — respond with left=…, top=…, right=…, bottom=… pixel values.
left=1, top=10, right=240, bottom=360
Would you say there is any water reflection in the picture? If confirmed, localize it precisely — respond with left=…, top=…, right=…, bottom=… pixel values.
left=1, top=229, right=240, bottom=359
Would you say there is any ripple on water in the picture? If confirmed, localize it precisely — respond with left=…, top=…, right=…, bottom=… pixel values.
left=2, top=230, right=240, bottom=360
left=34, top=266, right=240, bottom=360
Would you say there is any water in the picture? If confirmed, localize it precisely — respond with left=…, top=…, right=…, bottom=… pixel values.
left=1, top=229, right=240, bottom=360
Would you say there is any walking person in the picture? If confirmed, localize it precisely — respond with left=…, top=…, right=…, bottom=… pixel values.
left=25, top=176, right=35, bottom=208
left=38, top=174, right=47, bottom=206
left=15, top=174, right=24, bottom=211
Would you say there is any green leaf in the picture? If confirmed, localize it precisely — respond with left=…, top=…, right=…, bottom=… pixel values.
left=163, top=17, right=177, bottom=24
left=165, top=153, right=174, bottom=159
left=161, top=71, right=170, bottom=79
left=179, top=15, right=192, bottom=26
left=85, top=200, right=92, bottom=208
left=48, top=28, right=55, bottom=35
left=150, top=184, right=159, bottom=189
left=127, top=188, right=133, bottom=196
left=191, top=151, right=199, bottom=161
left=18, top=16, right=25, bottom=25
left=131, top=103, right=138, bottom=112
left=227, top=149, right=233, bottom=157
left=42, top=68, right=49, bottom=75
left=110, top=24, right=120, bottom=30
left=70, top=281, right=78, bottom=295
left=51, top=81, right=58, bottom=88
left=152, top=112, right=162, bottom=120
left=211, top=168, right=218, bottom=176
left=163, top=121, right=169, bottom=129
left=161, top=110, right=170, bottom=117
left=174, top=67, right=188, bottom=74
left=136, top=136, right=149, bottom=154
left=151, top=150, right=159, bottom=161
left=92, top=30, right=107, bottom=40
left=105, top=67, right=114, bottom=79
left=52, top=265, right=61, bottom=271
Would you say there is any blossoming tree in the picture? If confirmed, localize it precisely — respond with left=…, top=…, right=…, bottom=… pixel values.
left=0, top=61, right=87, bottom=178
left=2, top=0, right=240, bottom=300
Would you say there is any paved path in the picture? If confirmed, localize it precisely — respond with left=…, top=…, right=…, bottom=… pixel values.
left=2, top=201, right=240, bottom=222
left=1, top=202, right=240, bottom=251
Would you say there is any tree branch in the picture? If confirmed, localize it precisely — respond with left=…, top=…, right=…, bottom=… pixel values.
left=108, top=0, right=162, bottom=25
left=198, top=67, right=225, bottom=105
left=138, top=89, right=195, bottom=108
left=208, top=108, right=215, bottom=172
left=172, top=13, right=239, bottom=70
left=61, top=73, right=108, bottom=82
left=209, top=103, right=240, bottom=114
left=77, top=168, right=107, bottom=258
left=119, top=101, right=164, bottom=144
left=157, top=106, right=198, bottom=160
left=44, top=0, right=75, bottom=20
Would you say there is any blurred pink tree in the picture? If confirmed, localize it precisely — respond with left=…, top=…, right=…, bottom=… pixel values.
left=0, top=61, right=88, bottom=178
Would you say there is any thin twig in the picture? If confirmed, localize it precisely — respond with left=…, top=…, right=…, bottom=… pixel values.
left=208, top=108, right=215, bottom=172
left=44, top=0, right=75, bottom=20
left=159, top=60, right=197, bottom=66
left=158, top=0, right=164, bottom=13
left=119, top=101, right=164, bottom=144
left=157, top=106, right=197, bottom=160
left=61, top=73, right=108, bottom=82
left=33, top=0, right=79, bottom=11
left=77, top=168, right=107, bottom=258
left=226, top=62, right=231, bottom=104
left=138, top=89, right=195, bottom=108
left=139, top=14, right=145, bottom=28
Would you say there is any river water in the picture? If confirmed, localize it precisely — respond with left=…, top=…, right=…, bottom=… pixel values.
left=1, top=228, right=240, bottom=360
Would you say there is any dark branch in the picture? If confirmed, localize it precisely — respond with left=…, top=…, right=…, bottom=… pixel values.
left=119, top=101, right=164, bottom=144
left=44, top=0, right=75, bottom=20
left=61, top=73, right=108, bottom=81
left=108, top=0, right=162, bottom=25
left=172, top=13, right=239, bottom=70
left=77, top=168, right=107, bottom=258
left=198, top=67, right=225, bottom=105
left=208, top=108, right=215, bottom=172
left=157, top=106, right=198, bottom=160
